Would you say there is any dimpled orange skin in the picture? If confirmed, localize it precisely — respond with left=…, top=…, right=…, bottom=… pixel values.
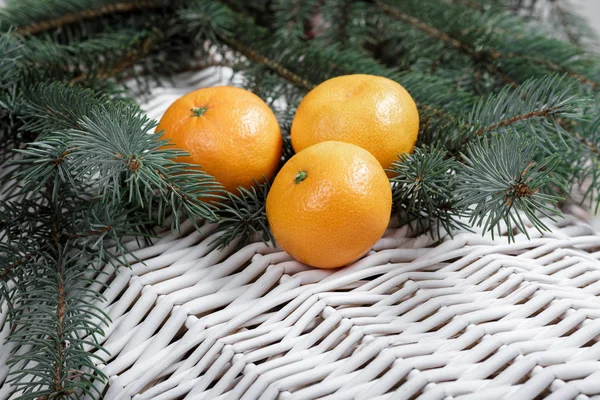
left=291, top=74, right=419, bottom=174
left=156, top=86, right=282, bottom=192
left=266, top=141, right=392, bottom=269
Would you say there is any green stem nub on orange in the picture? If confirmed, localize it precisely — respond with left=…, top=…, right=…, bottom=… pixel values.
left=294, top=171, right=307, bottom=184
left=191, top=107, right=207, bottom=117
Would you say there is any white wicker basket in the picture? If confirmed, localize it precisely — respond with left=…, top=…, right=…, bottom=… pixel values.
left=3, top=68, right=600, bottom=400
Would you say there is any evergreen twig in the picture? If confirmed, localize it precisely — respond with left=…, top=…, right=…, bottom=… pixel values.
left=13, top=1, right=164, bottom=35
left=218, top=34, right=316, bottom=92
left=456, top=134, right=563, bottom=241
left=463, top=75, right=590, bottom=152
left=374, top=0, right=518, bottom=87
left=0, top=245, right=48, bottom=282
left=71, top=32, right=161, bottom=83
left=213, top=180, right=274, bottom=249
left=389, top=146, right=470, bottom=237
left=374, top=0, right=600, bottom=90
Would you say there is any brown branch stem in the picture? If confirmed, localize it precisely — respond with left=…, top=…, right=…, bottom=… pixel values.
left=374, top=0, right=517, bottom=87
left=471, top=106, right=600, bottom=157
left=573, top=131, right=600, bottom=157
left=0, top=246, right=48, bottom=282
left=15, top=1, right=164, bottom=35
left=67, top=225, right=113, bottom=239
left=507, top=53, right=599, bottom=89
left=53, top=257, right=66, bottom=394
left=375, top=0, right=600, bottom=90
left=552, top=3, right=582, bottom=46
left=49, top=185, right=66, bottom=396
left=71, top=34, right=159, bottom=84
left=475, top=107, right=558, bottom=136
left=217, top=34, right=316, bottom=91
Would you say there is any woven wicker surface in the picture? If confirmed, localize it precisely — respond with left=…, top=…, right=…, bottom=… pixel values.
left=92, top=215, right=600, bottom=400
left=3, top=69, right=600, bottom=400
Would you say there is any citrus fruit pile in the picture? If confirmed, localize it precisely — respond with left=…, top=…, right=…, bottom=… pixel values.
left=157, top=74, right=419, bottom=269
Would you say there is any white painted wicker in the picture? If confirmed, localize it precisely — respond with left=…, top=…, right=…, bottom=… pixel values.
left=3, top=68, right=600, bottom=400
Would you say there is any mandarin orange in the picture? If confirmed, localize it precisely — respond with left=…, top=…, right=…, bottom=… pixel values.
left=156, top=86, right=282, bottom=192
left=266, top=141, right=392, bottom=269
left=291, top=74, right=419, bottom=173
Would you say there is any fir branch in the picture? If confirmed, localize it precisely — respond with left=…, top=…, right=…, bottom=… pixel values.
left=6, top=1, right=165, bottom=35
left=177, top=0, right=237, bottom=43
left=18, top=82, right=114, bottom=134
left=480, top=17, right=600, bottom=90
left=66, top=201, right=152, bottom=266
left=456, top=134, right=563, bottom=241
left=503, top=0, right=599, bottom=50
left=3, top=184, right=111, bottom=399
left=180, top=0, right=473, bottom=133
left=463, top=75, right=590, bottom=152
left=61, top=105, right=222, bottom=226
left=374, top=1, right=468, bottom=55
left=213, top=180, right=274, bottom=249
left=336, top=0, right=352, bottom=46
left=13, top=134, right=73, bottom=197
left=1, top=172, right=152, bottom=400
left=67, top=225, right=113, bottom=239
left=71, top=32, right=161, bottom=84
left=271, top=0, right=320, bottom=42
left=472, top=75, right=583, bottom=135
left=373, top=0, right=518, bottom=87
left=512, top=54, right=599, bottom=90
left=571, top=122, right=600, bottom=210
left=219, top=35, right=316, bottom=92
left=374, top=0, right=600, bottom=91
left=5, top=246, right=110, bottom=399
left=16, top=83, right=222, bottom=229
left=51, top=231, right=67, bottom=397
left=0, top=29, right=21, bottom=91
left=475, top=110, right=555, bottom=136
left=316, top=1, right=375, bottom=50
left=389, top=146, right=470, bottom=237
left=15, top=29, right=157, bottom=87
left=0, top=245, right=49, bottom=283
left=177, top=0, right=314, bottom=101
left=549, top=1, right=599, bottom=48
left=0, top=30, right=23, bottom=161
